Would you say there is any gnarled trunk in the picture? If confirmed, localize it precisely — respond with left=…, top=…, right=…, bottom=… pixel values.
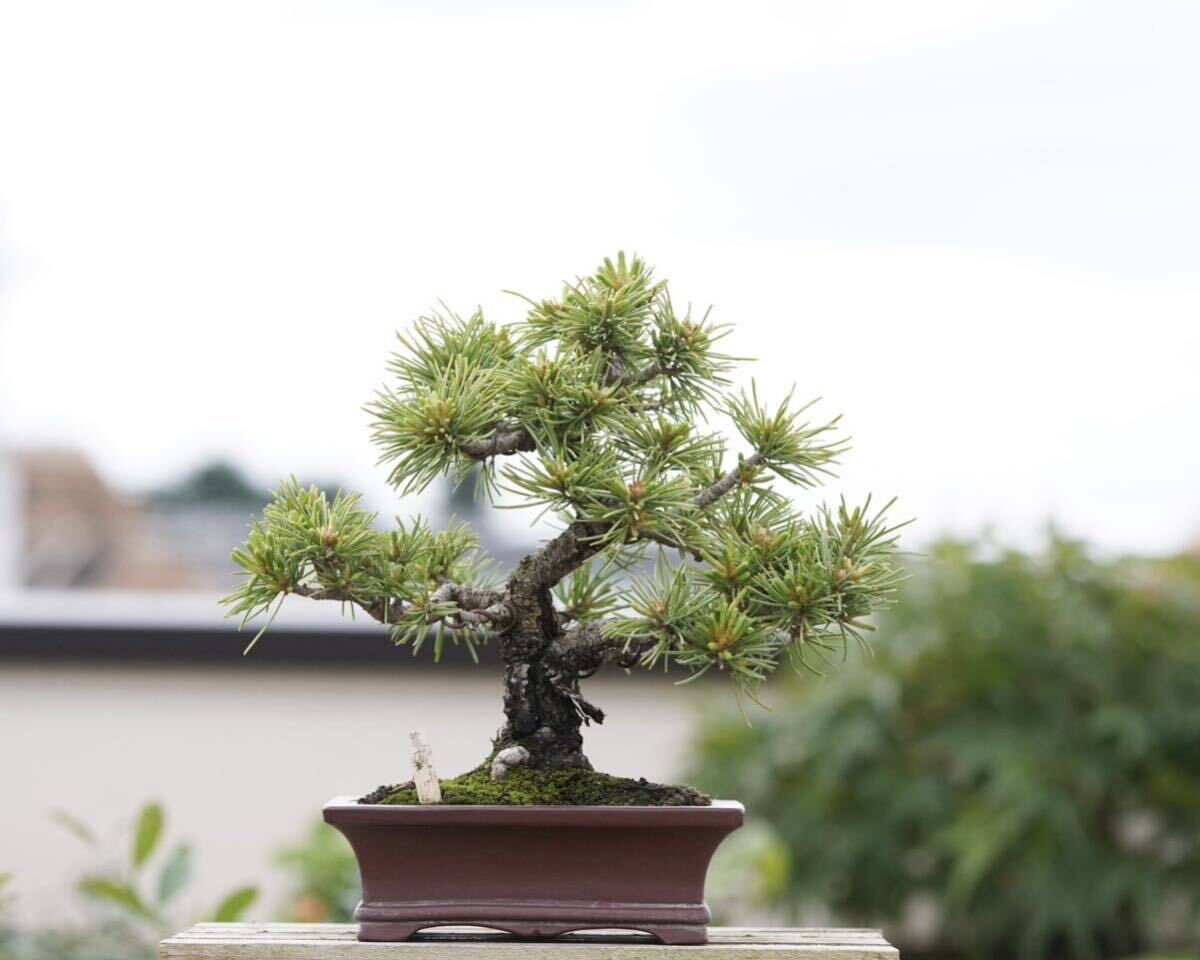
left=493, top=523, right=608, bottom=771
left=494, top=656, right=592, bottom=770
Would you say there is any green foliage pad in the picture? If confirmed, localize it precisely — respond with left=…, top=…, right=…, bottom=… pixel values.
left=223, top=253, right=906, bottom=701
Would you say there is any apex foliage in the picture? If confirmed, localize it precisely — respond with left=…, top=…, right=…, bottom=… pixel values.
left=224, top=253, right=905, bottom=712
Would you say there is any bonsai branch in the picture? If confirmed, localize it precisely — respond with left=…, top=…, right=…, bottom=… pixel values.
left=694, top=450, right=766, bottom=508
left=431, top=582, right=509, bottom=619
left=516, top=521, right=611, bottom=594
left=638, top=530, right=703, bottom=561
left=617, top=360, right=669, bottom=388
left=520, top=450, right=767, bottom=594
left=427, top=581, right=512, bottom=632
left=292, top=580, right=511, bottom=631
left=290, top=584, right=401, bottom=625
left=460, top=425, right=536, bottom=460
left=511, top=449, right=769, bottom=607
left=548, top=620, right=656, bottom=675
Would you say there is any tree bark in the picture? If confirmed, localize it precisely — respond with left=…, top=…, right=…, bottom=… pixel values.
left=459, top=425, right=536, bottom=459
left=493, top=521, right=610, bottom=770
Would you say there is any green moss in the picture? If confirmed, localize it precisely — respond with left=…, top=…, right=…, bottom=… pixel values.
left=368, top=765, right=710, bottom=806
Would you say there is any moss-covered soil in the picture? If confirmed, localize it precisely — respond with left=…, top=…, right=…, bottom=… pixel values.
left=359, top=765, right=710, bottom=806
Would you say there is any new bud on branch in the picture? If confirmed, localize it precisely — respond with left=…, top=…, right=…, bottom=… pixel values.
left=223, top=253, right=906, bottom=774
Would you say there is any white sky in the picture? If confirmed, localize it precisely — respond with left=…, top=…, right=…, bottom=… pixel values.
left=1, top=0, right=1197, bottom=554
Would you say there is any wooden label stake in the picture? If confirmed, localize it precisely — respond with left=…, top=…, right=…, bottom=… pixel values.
left=409, top=730, right=442, bottom=804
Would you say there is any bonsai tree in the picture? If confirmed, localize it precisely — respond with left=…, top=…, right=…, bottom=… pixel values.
left=224, top=254, right=904, bottom=787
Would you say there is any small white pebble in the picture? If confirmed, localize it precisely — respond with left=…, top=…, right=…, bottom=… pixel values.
left=490, top=746, right=530, bottom=781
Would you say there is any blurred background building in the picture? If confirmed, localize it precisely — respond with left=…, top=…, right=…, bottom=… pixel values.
left=0, top=453, right=19, bottom=589
left=8, top=449, right=202, bottom=590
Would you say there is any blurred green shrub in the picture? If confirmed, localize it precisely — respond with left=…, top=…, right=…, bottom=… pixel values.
left=0, top=874, right=15, bottom=960
left=2, top=802, right=258, bottom=960
left=690, top=539, right=1200, bottom=959
left=275, top=822, right=359, bottom=922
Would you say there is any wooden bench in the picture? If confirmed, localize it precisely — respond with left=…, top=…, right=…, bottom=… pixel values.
left=162, top=923, right=899, bottom=959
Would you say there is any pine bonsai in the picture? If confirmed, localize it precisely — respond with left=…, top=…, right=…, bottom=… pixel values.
left=223, top=254, right=905, bottom=798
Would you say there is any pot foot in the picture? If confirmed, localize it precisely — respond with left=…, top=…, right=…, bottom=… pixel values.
left=640, top=924, right=708, bottom=946
left=358, top=920, right=708, bottom=945
left=358, top=922, right=424, bottom=942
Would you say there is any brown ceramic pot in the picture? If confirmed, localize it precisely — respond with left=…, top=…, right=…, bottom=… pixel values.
left=323, top=797, right=744, bottom=945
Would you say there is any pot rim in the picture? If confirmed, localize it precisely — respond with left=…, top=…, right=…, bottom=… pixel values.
left=324, top=797, right=744, bottom=826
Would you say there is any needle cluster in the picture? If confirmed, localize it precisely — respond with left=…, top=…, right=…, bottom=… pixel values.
left=224, top=253, right=905, bottom=705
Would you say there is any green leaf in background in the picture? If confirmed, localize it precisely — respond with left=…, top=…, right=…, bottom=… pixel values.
left=0, top=870, right=14, bottom=912
left=689, top=541, right=1200, bottom=960
left=132, top=802, right=164, bottom=868
left=275, top=820, right=361, bottom=922
left=78, top=877, right=155, bottom=920
left=156, top=843, right=192, bottom=904
left=50, top=809, right=96, bottom=846
left=213, top=885, right=258, bottom=922
left=707, top=821, right=793, bottom=905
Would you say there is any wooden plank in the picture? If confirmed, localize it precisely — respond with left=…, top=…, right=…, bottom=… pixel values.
left=162, top=924, right=898, bottom=960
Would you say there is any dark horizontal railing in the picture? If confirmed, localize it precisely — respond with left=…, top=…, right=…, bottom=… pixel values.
left=0, top=620, right=495, bottom=666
